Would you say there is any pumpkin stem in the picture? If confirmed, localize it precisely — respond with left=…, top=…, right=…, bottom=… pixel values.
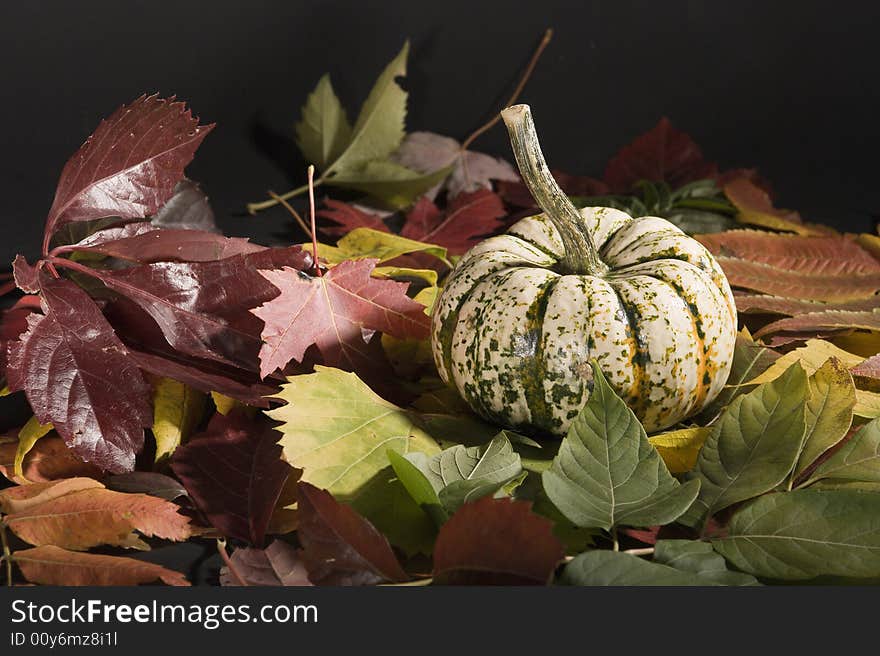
left=501, top=104, right=607, bottom=276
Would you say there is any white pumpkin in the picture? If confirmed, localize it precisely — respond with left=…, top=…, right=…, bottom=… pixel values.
left=431, top=104, right=737, bottom=435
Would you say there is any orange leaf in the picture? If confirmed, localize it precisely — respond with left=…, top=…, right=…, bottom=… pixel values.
left=13, top=545, right=189, bottom=586
left=0, top=477, right=103, bottom=514
left=0, top=434, right=104, bottom=485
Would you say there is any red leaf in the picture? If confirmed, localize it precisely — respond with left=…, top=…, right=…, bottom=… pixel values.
left=733, top=292, right=880, bottom=316
left=44, top=95, right=213, bottom=241
left=12, top=255, right=40, bottom=293
left=65, top=229, right=265, bottom=263
left=754, top=310, right=880, bottom=339
left=852, top=354, right=880, bottom=380
left=497, top=170, right=608, bottom=209
left=296, top=483, right=408, bottom=586
left=150, top=179, right=219, bottom=232
left=252, top=259, right=431, bottom=378
left=317, top=200, right=390, bottom=238
left=400, top=189, right=507, bottom=255
left=6, top=278, right=152, bottom=473
left=67, top=246, right=311, bottom=372
left=0, top=294, right=41, bottom=383
left=0, top=434, right=104, bottom=485
left=170, top=410, right=296, bottom=546
left=603, top=117, right=718, bottom=192
left=432, top=497, right=563, bottom=585
left=723, top=178, right=802, bottom=223
left=14, top=545, right=190, bottom=586
left=220, top=540, right=312, bottom=586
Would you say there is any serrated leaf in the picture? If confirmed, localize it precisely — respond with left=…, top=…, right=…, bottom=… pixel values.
left=267, top=367, right=440, bottom=498
left=14, top=545, right=189, bottom=586
left=296, top=74, right=352, bottom=169
left=712, top=489, right=880, bottom=580
left=151, top=377, right=207, bottom=462
left=648, top=427, right=710, bottom=474
left=684, top=362, right=807, bottom=527
left=14, top=416, right=54, bottom=480
left=803, top=416, right=880, bottom=487
left=542, top=362, right=700, bottom=531
left=793, top=358, right=856, bottom=481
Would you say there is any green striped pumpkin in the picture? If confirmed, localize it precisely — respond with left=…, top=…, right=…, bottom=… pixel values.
left=430, top=105, right=737, bottom=435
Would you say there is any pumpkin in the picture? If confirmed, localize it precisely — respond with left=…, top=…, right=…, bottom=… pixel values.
left=430, top=104, right=737, bottom=435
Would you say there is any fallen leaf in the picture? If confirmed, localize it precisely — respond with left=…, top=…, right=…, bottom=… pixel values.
left=66, top=229, right=264, bottom=264
left=732, top=292, right=880, bottom=316
left=432, top=497, right=563, bottom=585
left=296, top=482, right=408, bottom=585
left=106, top=472, right=188, bottom=501
left=150, top=179, right=219, bottom=232
left=317, top=199, right=389, bottom=237
left=170, top=410, right=295, bottom=546
left=0, top=477, right=103, bottom=514
left=0, top=434, right=103, bottom=484
left=6, top=278, right=152, bottom=473
left=400, top=189, right=507, bottom=255
left=13, top=416, right=54, bottom=480
left=220, top=539, right=312, bottom=586
left=150, top=377, right=207, bottom=462
left=14, top=545, right=189, bottom=586
left=754, top=310, right=880, bottom=339
left=252, top=260, right=431, bottom=378
left=648, top=427, right=711, bottom=474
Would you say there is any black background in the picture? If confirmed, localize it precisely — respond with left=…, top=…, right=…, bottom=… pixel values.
left=2, top=0, right=879, bottom=271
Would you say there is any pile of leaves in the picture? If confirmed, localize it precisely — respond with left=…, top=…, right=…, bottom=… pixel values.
left=3, top=41, right=880, bottom=587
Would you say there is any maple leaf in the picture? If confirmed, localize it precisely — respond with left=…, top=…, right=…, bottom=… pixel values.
left=432, top=497, right=564, bottom=585
left=391, top=131, right=519, bottom=199
left=317, top=199, right=390, bottom=238
left=400, top=189, right=507, bottom=255
left=13, top=545, right=189, bottom=586
left=0, top=434, right=103, bottom=485
left=6, top=278, right=152, bottom=473
left=220, top=540, right=311, bottom=586
left=169, top=410, right=297, bottom=546
left=296, top=482, right=408, bottom=585
left=43, top=95, right=213, bottom=244
left=252, top=259, right=431, bottom=378
left=3, top=480, right=192, bottom=550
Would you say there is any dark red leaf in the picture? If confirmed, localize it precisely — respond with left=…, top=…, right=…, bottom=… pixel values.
left=432, top=497, right=563, bottom=585
left=106, top=472, right=188, bottom=501
left=1, top=295, right=41, bottom=382
left=44, top=95, right=213, bottom=242
left=497, top=170, right=608, bottom=209
left=64, top=229, right=265, bottom=264
left=170, top=410, right=295, bottom=546
left=220, top=540, right=312, bottom=586
left=252, top=259, right=431, bottom=378
left=400, top=189, right=507, bottom=255
left=296, top=482, right=408, bottom=586
left=6, top=278, right=152, bottom=473
left=62, top=246, right=311, bottom=372
left=603, top=117, right=718, bottom=193
left=317, top=200, right=390, bottom=238
left=12, top=256, right=40, bottom=294
left=723, top=177, right=802, bottom=223
left=150, top=179, right=219, bottom=232
left=733, top=292, right=880, bottom=316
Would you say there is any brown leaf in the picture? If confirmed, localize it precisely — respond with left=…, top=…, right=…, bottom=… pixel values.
left=733, top=292, right=880, bottom=316
left=220, top=540, right=312, bottom=586
left=723, top=178, right=803, bottom=224
left=754, top=311, right=880, bottom=339
left=0, top=434, right=104, bottom=484
left=0, top=477, right=103, bottom=514
left=432, top=497, right=563, bottom=585
left=4, top=486, right=192, bottom=550
left=297, top=482, right=408, bottom=586
left=317, top=200, right=390, bottom=238
left=14, top=545, right=189, bottom=586
left=852, top=354, right=880, bottom=380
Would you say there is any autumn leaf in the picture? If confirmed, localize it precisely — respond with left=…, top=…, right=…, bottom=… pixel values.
left=432, top=497, right=563, bottom=585
left=252, top=259, right=431, bottom=378
left=399, top=189, right=507, bottom=255
left=722, top=178, right=816, bottom=234
left=0, top=295, right=41, bottom=383
left=754, top=310, right=880, bottom=339
left=107, top=472, right=188, bottom=501
left=648, top=428, right=711, bottom=474
left=220, top=540, right=311, bottom=586
left=603, top=117, right=717, bottom=193
left=150, top=179, right=219, bottom=232
left=732, top=292, right=880, bottom=317
left=317, top=199, right=390, bottom=237
left=3, top=483, right=192, bottom=550
left=14, top=545, right=189, bottom=586
left=296, top=482, right=408, bottom=585
left=391, top=131, right=519, bottom=199
left=170, top=410, right=296, bottom=546
left=150, top=377, right=207, bottom=462
left=43, top=94, right=213, bottom=241
left=0, top=434, right=103, bottom=485
left=13, top=415, right=54, bottom=479
left=6, top=277, right=153, bottom=473
left=0, top=477, right=103, bottom=514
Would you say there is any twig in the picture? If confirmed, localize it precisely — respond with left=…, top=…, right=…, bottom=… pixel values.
left=307, top=165, right=322, bottom=277
left=623, top=547, right=655, bottom=557
left=216, top=538, right=248, bottom=586
left=267, top=190, right=313, bottom=239
left=460, top=27, right=554, bottom=151
left=1, top=520, right=13, bottom=586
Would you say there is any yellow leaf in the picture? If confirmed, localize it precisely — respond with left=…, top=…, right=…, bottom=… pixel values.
left=152, top=378, right=206, bottom=462
left=0, top=386, right=10, bottom=397
left=745, top=339, right=863, bottom=386
left=413, top=285, right=439, bottom=316
left=372, top=266, right=438, bottom=287
left=337, top=228, right=447, bottom=264
left=736, top=209, right=828, bottom=236
left=855, top=389, right=880, bottom=419
left=14, top=416, right=54, bottom=481
left=210, top=391, right=255, bottom=416
left=831, top=331, right=880, bottom=358
left=648, top=427, right=710, bottom=474
left=856, top=233, right=880, bottom=261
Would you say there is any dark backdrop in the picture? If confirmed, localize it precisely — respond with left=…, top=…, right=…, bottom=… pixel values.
left=2, top=0, right=879, bottom=269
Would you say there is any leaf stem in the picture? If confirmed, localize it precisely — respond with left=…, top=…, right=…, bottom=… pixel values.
left=247, top=177, right=325, bottom=215
left=267, top=191, right=312, bottom=240
left=216, top=538, right=248, bottom=586
left=307, top=166, right=322, bottom=277
left=623, top=547, right=655, bottom=557
left=501, top=104, right=607, bottom=276
left=611, top=526, right=619, bottom=552
left=460, top=28, right=554, bottom=151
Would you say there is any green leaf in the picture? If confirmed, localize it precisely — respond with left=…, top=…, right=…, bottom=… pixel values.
left=542, top=361, right=700, bottom=531
left=711, top=489, right=880, bottom=580
left=326, top=42, right=409, bottom=177
left=559, top=550, right=729, bottom=586
left=684, top=362, right=807, bottom=527
left=295, top=74, right=352, bottom=169
left=266, top=366, right=440, bottom=498
left=386, top=450, right=446, bottom=526
left=794, top=358, right=855, bottom=482
left=652, top=540, right=760, bottom=585
left=802, top=416, right=880, bottom=487
left=326, top=159, right=453, bottom=209
left=14, top=416, right=54, bottom=480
